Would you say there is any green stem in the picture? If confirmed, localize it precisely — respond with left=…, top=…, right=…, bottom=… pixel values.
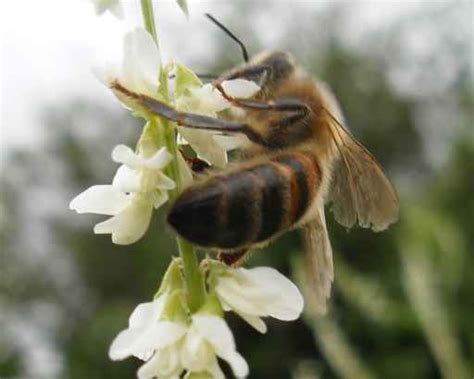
left=178, top=237, right=206, bottom=312
left=140, top=0, right=158, bottom=44
left=139, top=0, right=205, bottom=313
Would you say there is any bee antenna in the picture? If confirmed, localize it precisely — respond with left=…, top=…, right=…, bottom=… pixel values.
left=205, top=13, right=249, bottom=63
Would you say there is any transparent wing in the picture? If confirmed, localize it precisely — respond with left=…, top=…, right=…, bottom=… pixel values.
left=302, top=204, right=334, bottom=314
left=325, top=110, right=399, bottom=232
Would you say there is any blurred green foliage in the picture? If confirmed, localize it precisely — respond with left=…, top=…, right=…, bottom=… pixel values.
left=1, top=3, right=473, bottom=379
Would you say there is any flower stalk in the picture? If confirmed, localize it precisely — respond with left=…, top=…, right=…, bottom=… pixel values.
left=140, top=0, right=205, bottom=313
left=140, top=0, right=159, bottom=45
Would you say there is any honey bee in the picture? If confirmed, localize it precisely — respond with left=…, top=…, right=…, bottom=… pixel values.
left=112, top=16, right=399, bottom=312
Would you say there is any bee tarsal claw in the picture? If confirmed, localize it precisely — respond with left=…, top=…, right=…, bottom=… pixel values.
left=217, top=249, right=252, bottom=267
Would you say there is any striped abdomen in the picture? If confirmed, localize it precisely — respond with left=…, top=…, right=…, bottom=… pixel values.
left=167, top=151, right=322, bottom=250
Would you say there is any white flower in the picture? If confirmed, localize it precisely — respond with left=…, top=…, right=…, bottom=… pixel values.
left=138, top=342, right=184, bottom=379
left=69, top=145, right=174, bottom=245
left=175, top=79, right=260, bottom=168
left=175, top=84, right=229, bottom=117
left=180, top=314, right=249, bottom=379
left=91, top=0, right=123, bottom=18
left=214, top=266, right=304, bottom=334
left=109, top=295, right=187, bottom=375
left=96, top=28, right=160, bottom=99
left=112, top=296, right=248, bottom=378
left=111, top=144, right=175, bottom=193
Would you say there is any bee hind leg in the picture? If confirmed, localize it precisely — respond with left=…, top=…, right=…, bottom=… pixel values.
left=217, top=249, right=253, bottom=267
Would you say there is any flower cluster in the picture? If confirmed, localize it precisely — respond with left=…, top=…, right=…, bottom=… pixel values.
left=70, top=28, right=259, bottom=244
left=70, top=3, right=306, bottom=378
left=109, top=260, right=304, bottom=378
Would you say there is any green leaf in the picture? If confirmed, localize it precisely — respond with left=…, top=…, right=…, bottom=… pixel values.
left=176, top=0, right=189, bottom=17
left=173, top=63, right=202, bottom=98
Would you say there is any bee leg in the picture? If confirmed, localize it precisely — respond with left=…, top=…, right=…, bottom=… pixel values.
left=179, top=149, right=211, bottom=173
left=169, top=73, right=217, bottom=82
left=217, top=249, right=252, bottom=267
left=220, top=64, right=272, bottom=87
left=111, top=81, right=270, bottom=146
left=216, top=83, right=311, bottom=116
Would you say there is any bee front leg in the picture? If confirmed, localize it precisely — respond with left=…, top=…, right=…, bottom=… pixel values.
left=220, top=64, right=272, bottom=88
left=215, top=87, right=313, bottom=148
left=111, top=82, right=270, bottom=147
left=216, top=81, right=311, bottom=117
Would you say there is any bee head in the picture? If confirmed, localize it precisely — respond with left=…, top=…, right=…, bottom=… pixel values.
left=205, top=14, right=295, bottom=92
left=250, top=50, right=296, bottom=88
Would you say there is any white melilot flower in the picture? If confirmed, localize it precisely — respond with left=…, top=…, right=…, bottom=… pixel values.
left=111, top=293, right=248, bottom=378
left=180, top=314, right=249, bottom=379
left=175, top=79, right=260, bottom=168
left=111, top=144, right=175, bottom=193
left=96, top=27, right=160, bottom=100
left=69, top=145, right=174, bottom=245
left=175, top=83, right=229, bottom=117
left=109, top=295, right=187, bottom=364
left=138, top=343, right=184, bottom=379
left=91, top=0, right=124, bottom=18
left=214, top=266, right=304, bottom=334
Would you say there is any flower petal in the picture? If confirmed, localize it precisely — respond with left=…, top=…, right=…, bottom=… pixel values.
left=122, top=28, right=160, bottom=97
left=108, top=0, right=124, bottom=19
left=233, top=310, right=267, bottom=334
left=222, top=350, right=249, bottom=379
left=109, top=327, right=143, bottom=361
left=110, top=321, right=186, bottom=362
left=155, top=172, right=176, bottom=191
left=92, top=61, right=119, bottom=86
left=69, top=185, right=130, bottom=215
left=132, top=322, right=186, bottom=360
left=112, top=144, right=144, bottom=168
left=188, top=84, right=229, bottom=114
left=181, top=328, right=214, bottom=372
left=215, top=277, right=268, bottom=316
left=244, top=267, right=304, bottom=320
left=152, top=190, right=169, bottom=210
left=178, top=127, right=227, bottom=168
left=212, top=134, right=248, bottom=152
left=138, top=345, right=183, bottom=379
left=215, top=266, right=304, bottom=322
left=191, top=315, right=249, bottom=378
left=177, top=152, right=193, bottom=187
left=93, top=193, right=154, bottom=244
left=129, top=296, right=167, bottom=329
left=183, top=358, right=225, bottom=379
left=92, top=0, right=123, bottom=19
left=112, top=165, right=142, bottom=192
left=145, top=147, right=173, bottom=170
left=221, top=79, right=260, bottom=98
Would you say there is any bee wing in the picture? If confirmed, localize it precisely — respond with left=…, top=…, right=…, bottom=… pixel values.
left=325, top=111, right=399, bottom=231
left=302, top=203, right=334, bottom=314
